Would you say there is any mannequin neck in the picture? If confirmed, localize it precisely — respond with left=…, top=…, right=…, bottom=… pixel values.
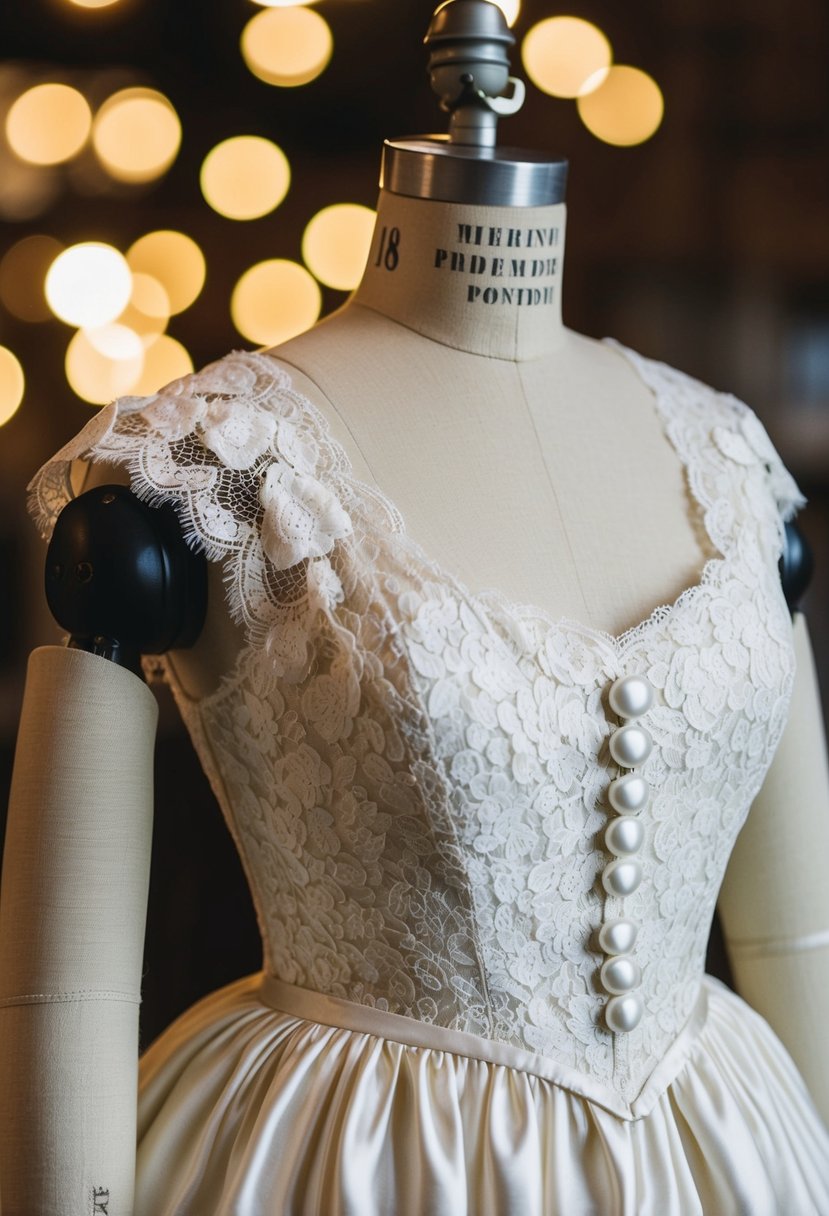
left=349, top=190, right=566, bottom=361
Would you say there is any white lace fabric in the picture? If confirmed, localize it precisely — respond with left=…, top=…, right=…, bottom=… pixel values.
left=28, top=339, right=805, bottom=1106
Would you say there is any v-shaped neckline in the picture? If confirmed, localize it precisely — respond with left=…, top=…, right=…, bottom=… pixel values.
left=256, top=338, right=732, bottom=659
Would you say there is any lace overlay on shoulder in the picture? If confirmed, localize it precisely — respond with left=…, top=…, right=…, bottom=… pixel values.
left=27, top=341, right=805, bottom=1106
left=28, top=352, right=355, bottom=681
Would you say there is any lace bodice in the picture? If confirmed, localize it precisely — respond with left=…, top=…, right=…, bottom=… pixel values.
left=28, top=339, right=804, bottom=1105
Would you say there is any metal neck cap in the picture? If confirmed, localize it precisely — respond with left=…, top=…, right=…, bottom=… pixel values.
left=381, top=137, right=569, bottom=208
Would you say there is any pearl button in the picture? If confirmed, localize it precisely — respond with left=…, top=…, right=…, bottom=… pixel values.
left=605, top=993, right=644, bottom=1033
left=600, top=954, right=642, bottom=995
left=608, top=674, right=654, bottom=720
left=609, top=724, right=653, bottom=769
left=601, top=858, right=643, bottom=897
left=605, top=816, right=644, bottom=857
left=608, top=774, right=649, bottom=814
left=598, top=918, right=638, bottom=955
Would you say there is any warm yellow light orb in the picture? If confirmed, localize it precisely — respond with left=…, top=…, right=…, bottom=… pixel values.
left=46, top=242, right=133, bottom=328
left=5, top=83, right=92, bottom=166
left=67, top=0, right=122, bottom=7
left=251, top=1, right=321, bottom=6
left=302, top=203, right=376, bottom=291
left=200, top=136, right=291, bottom=221
left=92, top=87, right=181, bottom=182
left=0, top=347, right=25, bottom=426
left=577, top=66, right=664, bottom=146
left=0, top=234, right=64, bottom=322
left=522, top=17, right=612, bottom=99
left=231, top=259, right=321, bottom=346
left=65, top=328, right=143, bottom=405
left=492, top=0, right=520, bottom=26
left=129, top=273, right=170, bottom=319
left=126, top=231, right=205, bottom=315
left=114, top=275, right=169, bottom=345
left=84, top=322, right=144, bottom=362
left=241, top=8, right=333, bottom=88
left=125, top=334, right=193, bottom=395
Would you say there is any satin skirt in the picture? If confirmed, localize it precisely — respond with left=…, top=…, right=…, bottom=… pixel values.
left=136, top=973, right=829, bottom=1216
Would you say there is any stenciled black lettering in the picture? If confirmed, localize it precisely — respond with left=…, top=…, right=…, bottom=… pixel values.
left=457, top=223, right=484, bottom=246
left=465, top=284, right=556, bottom=306
left=92, top=1187, right=110, bottom=1215
left=488, top=226, right=503, bottom=247
left=434, top=248, right=448, bottom=269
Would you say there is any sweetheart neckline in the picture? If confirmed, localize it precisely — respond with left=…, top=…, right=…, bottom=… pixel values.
left=256, top=337, right=730, bottom=659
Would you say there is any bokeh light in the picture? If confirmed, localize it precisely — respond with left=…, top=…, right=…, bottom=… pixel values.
left=577, top=66, right=664, bottom=146
left=522, top=17, right=612, bottom=99
left=492, top=0, right=520, bottom=25
left=302, top=203, right=376, bottom=291
left=115, top=273, right=170, bottom=345
left=125, top=334, right=193, bottom=396
left=0, top=235, right=64, bottom=322
left=0, top=156, right=60, bottom=221
left=126, top=230, right=205, bottom=315
left=65, top=328, right=143, bottom=405
left=0, top=346, right=25, bottom=426
left=241, top=7, right=333, bottom=87
left=200, top=136, right=291, bottom=221
left=66, top=0, right=122, bottom=7
left=92, top=87, right=181, bottom=182
left=5, top=83, right=92, bottom=166
left=251, top=1, right=321, bottom=6
left=46, top=242, right=132, bottom=328
left=84, top=321, right=144, bottom=362
left=231, top=259, right=321, bottom=346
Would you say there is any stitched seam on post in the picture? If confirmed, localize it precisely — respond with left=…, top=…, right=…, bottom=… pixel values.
left=0, top=989, right=141, bottom=1008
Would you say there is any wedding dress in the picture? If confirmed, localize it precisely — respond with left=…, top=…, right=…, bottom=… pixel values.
left=28, top=338, right=829, bottom=1215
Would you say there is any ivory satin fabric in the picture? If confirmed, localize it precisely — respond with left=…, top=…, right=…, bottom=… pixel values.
left=135, top=973, right=829, bottom=1216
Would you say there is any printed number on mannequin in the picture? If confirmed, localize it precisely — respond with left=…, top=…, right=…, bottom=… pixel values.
left=92, top=1186, right=110, bottom=1214
left=374, top=225, right=400, bottom=270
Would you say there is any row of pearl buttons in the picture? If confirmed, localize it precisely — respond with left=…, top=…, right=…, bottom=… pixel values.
left=599, top=674, right=653, bottom=1035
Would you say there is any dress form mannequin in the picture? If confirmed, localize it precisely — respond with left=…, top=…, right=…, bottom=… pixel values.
left=2, top=3, right=829, bottom=1213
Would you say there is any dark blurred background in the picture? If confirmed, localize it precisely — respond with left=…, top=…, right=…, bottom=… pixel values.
left=0, top=0, right=827, bottom=1048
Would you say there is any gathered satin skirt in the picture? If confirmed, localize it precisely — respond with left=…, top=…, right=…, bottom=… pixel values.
left=135, top=973, right=829, bottom=1216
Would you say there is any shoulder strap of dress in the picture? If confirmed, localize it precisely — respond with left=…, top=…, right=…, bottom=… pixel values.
left=605, top=339, right=805, bottom=560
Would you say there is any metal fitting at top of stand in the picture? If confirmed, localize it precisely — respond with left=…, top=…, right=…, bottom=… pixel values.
left=380, top=0, right=568, bottom=208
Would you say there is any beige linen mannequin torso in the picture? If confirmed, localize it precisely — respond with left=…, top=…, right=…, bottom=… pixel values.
left=166, top=195, right=709, bottom=701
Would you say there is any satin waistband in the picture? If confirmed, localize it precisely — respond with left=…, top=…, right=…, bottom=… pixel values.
left=256, top=971, right=711, bottom=1121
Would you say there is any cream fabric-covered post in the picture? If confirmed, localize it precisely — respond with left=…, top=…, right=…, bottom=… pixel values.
left=0, top=645, right=157, bottom=1216
left=719, top=612, right=829, bottom=1126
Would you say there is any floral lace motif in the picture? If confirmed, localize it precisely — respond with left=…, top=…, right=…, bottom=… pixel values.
left=27, top=341, right=804, bottom=1103
left=28, top=353, right=354, bottom=681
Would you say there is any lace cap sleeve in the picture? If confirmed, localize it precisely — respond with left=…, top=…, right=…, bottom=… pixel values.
left=712, top=393, right=806, bottom=549
left=27, top=350, right=354, bottom=680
